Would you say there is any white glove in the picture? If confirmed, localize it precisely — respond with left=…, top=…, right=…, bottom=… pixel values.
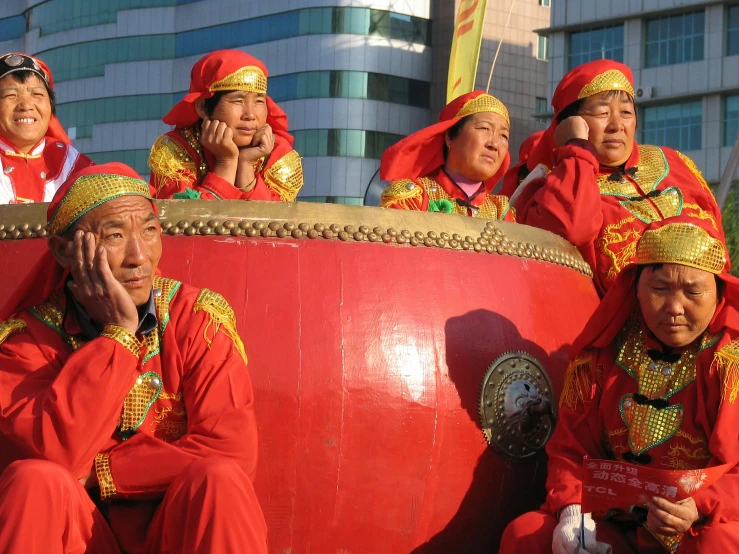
left=552, top=504, right=613, bottom=554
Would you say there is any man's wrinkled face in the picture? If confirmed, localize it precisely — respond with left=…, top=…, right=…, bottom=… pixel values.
left=637, top=263, right=718, bottom=348
left=578, top=90, right=636, bottom=167
left=444, top=112, right=510, bottom=182
left=72, top=196, right=162, bottom=307
left=0, top=73, right=51, bottom=153
left=206, top=91, right=269, bottom=148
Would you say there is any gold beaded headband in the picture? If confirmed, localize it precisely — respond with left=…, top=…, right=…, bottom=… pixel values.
left=209, top=65, right=267, bottom=95
left=636, top=223, right=727, bottom=275
left=47, top=174, right=152, bottom=236
left=578, top=69, right=635, bottom=100
left=455, top=94, right=510, bottom=125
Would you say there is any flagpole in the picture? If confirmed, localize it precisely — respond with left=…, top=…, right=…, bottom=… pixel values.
left=486, top=0, right=517, bottom=93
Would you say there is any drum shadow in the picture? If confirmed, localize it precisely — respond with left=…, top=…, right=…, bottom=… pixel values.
left=412, top=308, right=569, bottom=554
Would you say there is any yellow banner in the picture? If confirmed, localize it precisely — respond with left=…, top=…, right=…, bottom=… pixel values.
left=446, top=0, right=488, bottom=103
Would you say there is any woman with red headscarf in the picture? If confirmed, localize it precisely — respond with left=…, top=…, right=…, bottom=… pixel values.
left=149, top=49, right=303, bottom=201
left=499, top=216, right=739, bottom=554
left=510, top=60, right=725, bottom=296
left=379, top=91, right=515, bottom=220
left=0, top=52, right=92, bottom=204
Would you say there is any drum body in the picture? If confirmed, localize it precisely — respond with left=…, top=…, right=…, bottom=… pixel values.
left=0, top=201, right=600, bottom=553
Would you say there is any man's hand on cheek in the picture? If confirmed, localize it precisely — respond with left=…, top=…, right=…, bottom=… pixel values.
left=66, top=231, right=139, bottom=334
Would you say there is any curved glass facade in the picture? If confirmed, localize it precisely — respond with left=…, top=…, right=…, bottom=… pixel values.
left=88, top=149, right=151, bottom=174
left=55, top=71, right=429, bottom=138
left=301, top=196, right=364, bottom=205
left=293, top=129, right=403, bottom=159
left=0, top=15, right=25, bottom=41
left=36, top=7, right=430, bottom=82
left=27, top=0, right=201, bottom=36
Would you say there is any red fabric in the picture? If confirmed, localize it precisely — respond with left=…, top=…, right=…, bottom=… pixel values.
left=380, top=90, right=510, bottom=190
left=162, top=49, right=292, bottom=147
left=383, top=167, right=515, bottom=221
left=500, top=129, right=544, bottom=197
left=526, top=60, right=634, bottom=172
left=151, top=127, right=292, bottom=201
left=0, top=138, right=92, bottom=203
left=0, top=281, right=264, bottom=553
left=515, top=141, right=726, bottom=295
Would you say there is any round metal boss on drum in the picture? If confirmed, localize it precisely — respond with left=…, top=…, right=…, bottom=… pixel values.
left=479, top=351, right=556, bottom=460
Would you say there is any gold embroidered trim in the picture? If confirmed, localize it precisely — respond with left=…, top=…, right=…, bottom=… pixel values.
left=148, top=135, right=198, bottom=190
left=598, top=145, right=667, bottom=199
left=559, top=352, right=597, bottom=410
left=262, top=150, right=304, bottom=201
left=455, top=93, right=510, bottom=125
left=100, top=325, right=142, bottom=357
left=119, top=371, right=162, bottom=438
left=422, top=177, right=510, bottom=219
left=380, top=179, right=424, bottom=209
left=193, top=289, right=248, bottom=364
left=637, top=223, right=726, bottom=274
left=577, top=69, right=635, bottom=99
left=597, top=216, right=641, bottom=281
left=682, top=203, right=718, bottom=231
left=47, top=174, right=152, bottom=235
left=95, top=452, right=117, bottom=500
left=210, top=66, right=267, bottom=94
left=0, top=318, right=26, bottom=345
left=28, top=291, right=85, bottom=351
left=676, top=151, right=714, bottom=197
left=179, top=126, right=209, bottom=181
left=711, top=339, right=739, bottom=403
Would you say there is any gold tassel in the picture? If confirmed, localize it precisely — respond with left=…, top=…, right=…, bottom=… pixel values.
left=193, top=290, right=248, bottom=364
left=148, top=135, right=196, bottom=189
left=559, top=352, right=594, bottom=410
left=711, top=340, right=739, bottom=403
left=380, top=179, right=424, bottom=209
left=0, top=318, right=26, bottom=345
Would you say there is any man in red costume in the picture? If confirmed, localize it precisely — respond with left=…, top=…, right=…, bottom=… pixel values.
left=511, top=60, right=724, bottom=295
left=379, top=91, right=515, bottom=220
left=499, top=216, right=739, bottom=553
left=0, top=52, right=92, bottom=204
left=0, top=163, right=267, bottom=553
left=149, top=49, right=303, bottom=201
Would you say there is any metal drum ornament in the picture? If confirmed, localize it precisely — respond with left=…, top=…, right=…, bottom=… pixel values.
left=0, top=200, right=601, bottom=553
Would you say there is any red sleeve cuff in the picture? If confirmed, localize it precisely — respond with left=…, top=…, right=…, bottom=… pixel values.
left=241, top=176, right=279, bottom=201
left=200, top=173, right=246, bottom=200
left=557, top=140, right=599, bottom=169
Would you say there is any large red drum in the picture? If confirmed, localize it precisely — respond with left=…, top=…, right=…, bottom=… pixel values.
left=0, top=201, right=599, bottom=553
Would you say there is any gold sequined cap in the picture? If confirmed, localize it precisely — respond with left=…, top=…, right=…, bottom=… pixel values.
left=455, top=94, right=510, bottom=125
left=47, top=174, right=152, bottom=235
left=577, top=69, right=635, bottom=100
left=637, top=223, right=727, bottom=274
left=209, top=65, right=267, bottom=94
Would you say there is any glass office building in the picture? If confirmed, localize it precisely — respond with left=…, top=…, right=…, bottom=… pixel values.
left=0, top=0, right=434, bottom=204
left=539, top=0, right=739, bottom=183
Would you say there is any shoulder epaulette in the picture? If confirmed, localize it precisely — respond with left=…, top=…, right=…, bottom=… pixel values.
left=263, top=150, right=304, bottom=202
left=675, top=150, right=714, bottom=197
left=712, top=339, right=739, bottom=403
left=0, top=318, right=26, bottom=346
left=193, top=289, right=247, bottom=364
left=380, top=179, right=424, bottom=209
left=148, top=135, right=197, bottom=188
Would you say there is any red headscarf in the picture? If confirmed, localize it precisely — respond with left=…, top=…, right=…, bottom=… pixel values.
left=570, top=215, right=739, bottom=360
left=0, top=163, right=155, bottom=321
left=163, top=49, right=293, bottom=146
left=380, top=90, right=511, bottom=190
left=0, top=52, right=71, bottom=145
left=525, top=60, right=635, bottom=172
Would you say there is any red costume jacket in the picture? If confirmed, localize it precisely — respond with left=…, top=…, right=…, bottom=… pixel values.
left=380, top=167, right=515, bottom=221
left=149, top=125, right=303, bottom=202
left=0, top=276, right=257, bottom=551
left=515, top=141, right=725, bottom=295
left=548, top=316, right=739, bottom=550
left=0, top=136, right=92, bottom=204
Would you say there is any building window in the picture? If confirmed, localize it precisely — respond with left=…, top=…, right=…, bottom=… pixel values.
left=567, top=25, right=624, bottom=69
left=537, top=36, right=548, bottom=61
left=292, top=129, right=404, bottom=159
left=727, top=6, right=739, bottom=56
left=534, top=96, right=549, bottom=123
left=645, top=11, right=704, bottom=67
left=300, top=196, right=364, bottom=205
left=724, top=95, right=739, bottom=147
left=540, top=0, right=551, bottom=7
left=641, top=100, right=703, bottom=152
left=0, top=15, right=25, bottom=40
